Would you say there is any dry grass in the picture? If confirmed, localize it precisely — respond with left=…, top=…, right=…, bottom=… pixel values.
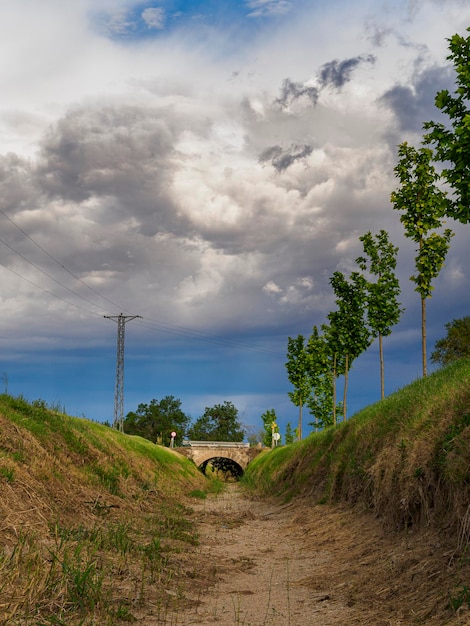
left=244, top=358, right=470, bottom=538
left=0, top=395, right=208, bottom=625
left=242, top=359, right=470, bottom=623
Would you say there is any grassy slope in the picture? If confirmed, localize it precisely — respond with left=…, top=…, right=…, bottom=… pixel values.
left=0, top=394, right=208, bottom=625
left=244, top=358, right=470, bottom=537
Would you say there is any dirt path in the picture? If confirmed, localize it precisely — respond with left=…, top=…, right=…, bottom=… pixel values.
left=147, top=484, right=470, bottom=625
left=182, top=484, right=355, bottom=626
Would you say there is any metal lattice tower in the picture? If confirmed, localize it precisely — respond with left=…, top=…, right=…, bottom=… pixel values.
left=104, top=313, right=142, bottom=432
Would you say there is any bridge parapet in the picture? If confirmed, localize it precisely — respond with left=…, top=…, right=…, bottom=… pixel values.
left=176, top=440, right=263, bottom=470
left=182, top=440, right=250, bottom=448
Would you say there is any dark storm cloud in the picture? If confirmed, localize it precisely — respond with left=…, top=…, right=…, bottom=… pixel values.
left=259, top=143, right=313, bottom=171
left=318, top=54, right=376, bottom=89
left=275, top=54, right=375, bottom=109
left=0, top=153, right=35, bottom=213
left=34, top=105, right=186, bottom=236
left=380, top=65, right=453, bottom=134
left=275, top=78, right=320, bottom=108
left=36, top=106, right=174, bottom=199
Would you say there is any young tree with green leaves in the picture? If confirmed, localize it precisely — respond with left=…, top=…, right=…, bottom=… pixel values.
left=356, top=230, right=402, bottom=399
left=124, top=396, right=190, bottom=446
left=326, top=271, right=371, bottom=421
left=319, top=322, right=342, bottom=426
left=285, top=334, right=311, bottom=440
left=284, top=422, right=295, bottom=445
left=423, top=29, right=470, bottom=225
left=431, top=317, right=470, bottom=367
left=391, top=142, right=454, bottom=377
left=306, top=325, right=338, bottom=429
left=260, top=408, right=279, bottom=447
left=187, top=401, right=245, bottom=442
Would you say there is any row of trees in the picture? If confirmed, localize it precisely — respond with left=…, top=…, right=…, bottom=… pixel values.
left=285, top=28, right=470, bottom=434
left=123, top=312, right=470, bottom=448
left=123, top=397, right=245, bottom=445
left=286, top=230, right=402, bottom=433
left=125, top=31, right=470, bottom=449
left=123, top=396, right=300, bottom=448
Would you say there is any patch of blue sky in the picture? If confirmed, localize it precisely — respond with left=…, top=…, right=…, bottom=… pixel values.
left=91, top=0, right=298, bottom=43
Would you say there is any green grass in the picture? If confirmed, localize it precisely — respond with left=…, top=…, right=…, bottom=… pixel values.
left=0, top=393, right=208, bottom=625
left=244, top=359, right=470, bottom=531
left=3, top=362, right=470, bottom=624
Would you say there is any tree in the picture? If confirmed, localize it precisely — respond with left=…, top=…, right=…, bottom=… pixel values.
left=284, top=422, right=295, bottom=445
left=391, top=142, right=454, bottom=377
left=356, top=230, right=402, bottom=399
left=431, top=317, right=470, bottom=366
left=327, top=271, right=371, bottom=421
left=187, top=401, right=245, bottom=442
left=124, top=396, right=190, bottom=446
left=306, top=325, right=338, bottom=429
left=285, top=335, right=311, bottom=440
left=260, top=408, right=279, bottom=447
left=423, top=29, right=470, bottom=224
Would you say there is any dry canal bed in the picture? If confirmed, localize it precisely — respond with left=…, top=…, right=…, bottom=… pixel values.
left=138, top=484, right=470, bottom=625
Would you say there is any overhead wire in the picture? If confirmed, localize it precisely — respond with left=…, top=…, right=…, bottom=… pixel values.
left=134, top=317, right=285, bottom=358
left=0, top=208, right=286, bottom=358
left=0, top=236, right=109, bottom=315
left=0, top=207, right=127, bottom=313
left=0, top=259, right=104, bottom=318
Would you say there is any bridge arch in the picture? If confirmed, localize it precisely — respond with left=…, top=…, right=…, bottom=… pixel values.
left=176, top=441, right=263, bottom=478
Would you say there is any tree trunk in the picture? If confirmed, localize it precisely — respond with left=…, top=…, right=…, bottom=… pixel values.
left=333, top=353, right=337, bottom=427
left=298, top=400, right=303, bottom=440
left=343, top=353, right=349, bottom=421
left=379, top=332, right=384, bottom=400
left=422, top=296, right=427, bottom=377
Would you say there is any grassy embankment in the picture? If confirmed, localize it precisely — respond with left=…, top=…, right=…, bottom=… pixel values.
left=0, top=394, right=214, bottom=625
left=2, top=360, right=470, bottom=623
left=244, top=358, right=470, bottom=537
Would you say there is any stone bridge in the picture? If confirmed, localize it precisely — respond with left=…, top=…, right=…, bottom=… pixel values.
left=175, top=440, right=264, bottom=475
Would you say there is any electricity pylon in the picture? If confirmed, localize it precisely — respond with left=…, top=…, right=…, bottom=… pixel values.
left=104, top=313, right=142, bottom=432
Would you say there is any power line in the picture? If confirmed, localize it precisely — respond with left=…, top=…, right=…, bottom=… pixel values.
left=0, top=236, right=108, bottom=314
left=0, top=259, right=105, bottom=318
left=135, top=317, right=285, bottom=358
left=0, top=207, right=128, bottom=313
left=0, top=210, right=285, bottom=358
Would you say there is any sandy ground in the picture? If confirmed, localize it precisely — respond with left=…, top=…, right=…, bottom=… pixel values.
left=142, top=484, right=470, bottom=626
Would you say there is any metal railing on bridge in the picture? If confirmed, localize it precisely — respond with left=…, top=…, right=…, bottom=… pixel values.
left=181, top=440, right=250, bottom=448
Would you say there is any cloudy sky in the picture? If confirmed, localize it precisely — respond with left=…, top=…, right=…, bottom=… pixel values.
left=0, top=0, right=469, bottom=438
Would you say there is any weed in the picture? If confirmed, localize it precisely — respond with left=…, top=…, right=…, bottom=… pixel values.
left=107, top=522, right=133, bottom=555
left=449, top=584, right=470, bottom=611
left=207, top=477, right=226, bottom=494
left=189, top=489, right=207, bottom=499
left=0, top=465, right=14, bottom=482
left=109, top=602, right=136, bottom=622
left=90, top=464, right=122, bottom=495
left=58, top=545, right=105, bottom=612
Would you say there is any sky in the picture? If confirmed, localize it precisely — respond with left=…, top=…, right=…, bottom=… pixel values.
left=0, top=0, right=469, bottom=440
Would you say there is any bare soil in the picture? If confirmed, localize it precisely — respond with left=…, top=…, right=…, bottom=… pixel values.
left=148, top=484, right=470, bottom=626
